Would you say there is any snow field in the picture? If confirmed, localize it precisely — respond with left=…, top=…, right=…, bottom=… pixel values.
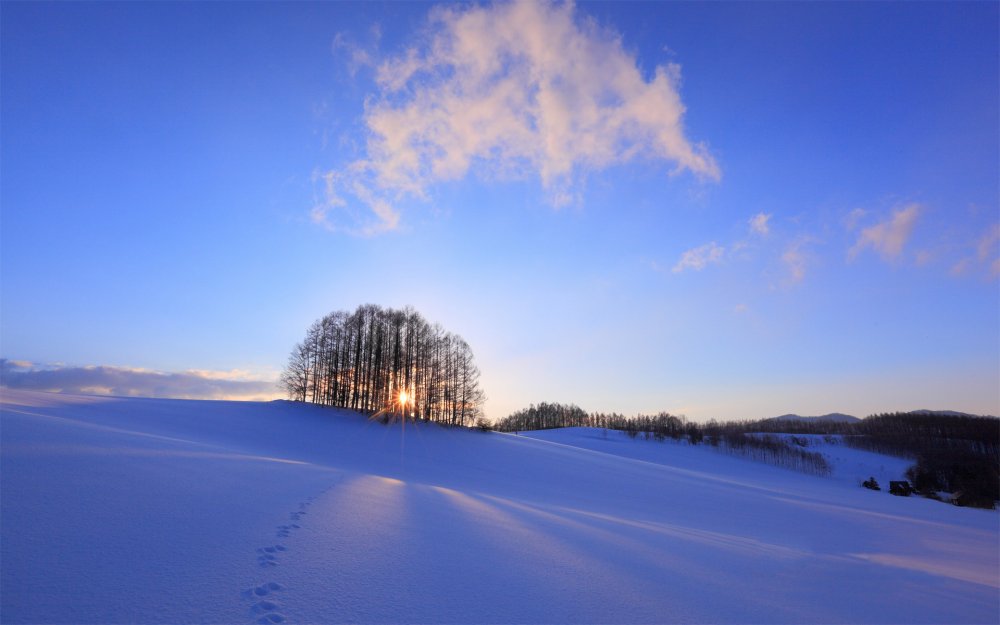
left=2, top=390, right=997, bottom=624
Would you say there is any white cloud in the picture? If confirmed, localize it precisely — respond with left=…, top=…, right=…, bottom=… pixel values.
left=961, top=222, right=1000, bottom=279
left=781, top=238, right=811, bottom=284
left=0, top=360, right=280, bottom=402
left=318, top=0, right=719, bottom=234
left=672, top=242, right=724, bottom=273
left=976, top=223, right=1000, bottom=263
left=748, top=212, right=771, bottom=236
left=311, top=169, right=401, bottom=237
left=333, top=32, right=376, bottom=77
left=849, top=203, right=921, bottom=262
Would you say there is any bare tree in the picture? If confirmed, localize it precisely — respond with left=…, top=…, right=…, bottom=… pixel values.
left=282, top=305, right=487, bottom=425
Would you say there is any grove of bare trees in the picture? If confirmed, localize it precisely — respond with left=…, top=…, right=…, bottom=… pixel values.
left=281, top=304, right=485, bottom=426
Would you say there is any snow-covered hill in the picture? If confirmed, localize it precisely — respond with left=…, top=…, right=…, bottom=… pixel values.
left=2, top=390, right=997, bottom=624
left=516, top=428, right=913, bottom=494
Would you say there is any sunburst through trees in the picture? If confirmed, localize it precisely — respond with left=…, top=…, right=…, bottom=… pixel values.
left=281, top=304, right=485, bottom=426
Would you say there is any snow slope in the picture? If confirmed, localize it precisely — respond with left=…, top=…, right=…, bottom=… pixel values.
left=2, top=390, right=997, bottom=624
left=516, top=429, right=913, bottom=495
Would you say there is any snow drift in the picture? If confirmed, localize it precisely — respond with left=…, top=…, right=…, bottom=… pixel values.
left=1, top=390, right=997, bottom=624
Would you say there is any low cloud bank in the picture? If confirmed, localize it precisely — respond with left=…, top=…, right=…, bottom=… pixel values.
left=0, top=359, right=280, bottom=401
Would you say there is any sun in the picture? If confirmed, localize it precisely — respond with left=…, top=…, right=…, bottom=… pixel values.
left=398, top=390, right=408, bottom=406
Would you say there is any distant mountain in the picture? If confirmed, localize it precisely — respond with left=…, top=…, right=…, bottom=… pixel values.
left=907, top=409, right=996, bottom=418
left=769, top=413, right=859, bottom=423
left=767, top=411, right=996, bottom=423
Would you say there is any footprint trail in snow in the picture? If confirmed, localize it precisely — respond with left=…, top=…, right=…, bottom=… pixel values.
left=241, top=491, right=334, bottom=624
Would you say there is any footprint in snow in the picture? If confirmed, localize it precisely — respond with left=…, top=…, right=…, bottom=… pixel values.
left=242, top=581, right=284, bottom=600
left=256, top=546, right=285, bottom=567
left=254, top=582, right=284, bottom=597
left=252, top=600, right=279, bottom=614
left=247, top=493, right=331, bottom=621
left=251, top=600, right=286, bottom=624
left=256, top=548, right=281, bottom=567
left=275, top=524, right=299, bottom=538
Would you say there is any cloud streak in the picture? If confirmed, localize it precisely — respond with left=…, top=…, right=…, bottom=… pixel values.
left=317, top=0, right=719, bottom=234
left=977, top=223, right=1000, bottom=264
left=781, top=238, right=811, bottom=285
left=672, top=242, right=724, bottom=273
left=748, top=212, right=771, bottom=237
left=849, top=203, right=921, bottom=262
left=950, top=223, right=1000, bottom=279
left=0, top=360, right=280, bottom=401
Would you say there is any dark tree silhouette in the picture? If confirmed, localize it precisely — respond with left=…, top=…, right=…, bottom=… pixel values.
left=282, top=305, right=486, bottom=426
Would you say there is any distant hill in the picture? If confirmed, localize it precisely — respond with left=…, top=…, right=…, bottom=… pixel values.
left=767, top=411, right=996, bottom=423
left=769, top=413, right=859, bottom=423
left=907, top=409, right=995, bottom=418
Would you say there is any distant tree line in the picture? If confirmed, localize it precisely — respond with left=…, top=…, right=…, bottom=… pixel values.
left=281, top=304, right=485, bottom=426
left=700, top=418, right=856, bottom=436
left=494, top=404, right=1000, bottom=496
left=493, top=402, right=828, bottom=475
left=494, top=405, right=831, bottom=449
left=715, top=433, right=831, bottom=476
left=494, top=403, right=693, bottom=438
left=684, top=412, right=1000, bottom=498
left=844, top=412, right=999, bottom=508
left=847, top=412, right=999, bottom=457
left=494, top=402, right=596, bottom=431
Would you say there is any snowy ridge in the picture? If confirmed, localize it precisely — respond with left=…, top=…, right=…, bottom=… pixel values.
left=1, top=390, right=997, bottom=624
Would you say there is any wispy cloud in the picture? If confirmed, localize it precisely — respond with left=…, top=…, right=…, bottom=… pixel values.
left=0, top=360, right=280, bottom=401
left=748, top=212, right=771, bottom=237
left=949, top=258, right=973, bottom=277
left=672, top=242, right=724, bottom=273
left=781, top=237, right=812, bottom=285
left=848, top=203, right=921, bottom=262
left=317, top=0, right=719, bottom=234
left=950, top=222, right=1000, bottom=279
left=333, top=30, right=377, bottom=77
left=976, top=223, right=1000, bottom=263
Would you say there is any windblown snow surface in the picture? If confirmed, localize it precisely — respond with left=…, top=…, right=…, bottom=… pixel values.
left=1, top=390, right=997, bottom=624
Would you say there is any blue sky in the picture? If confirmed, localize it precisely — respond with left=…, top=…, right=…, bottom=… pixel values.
left=2, top=1, right=998, bottom=420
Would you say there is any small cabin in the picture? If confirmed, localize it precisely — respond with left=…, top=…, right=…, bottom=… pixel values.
left=889, top=481, right=912, bottom=496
